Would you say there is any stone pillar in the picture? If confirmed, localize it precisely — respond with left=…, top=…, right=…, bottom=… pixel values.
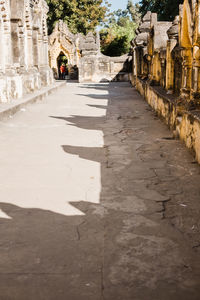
left=151, top=52, right=161, bottom=84
left=11, top=20, right=20, bottom=67
left=38, top=33, right=43, bottom=67
left=133, top=12, right=152, bottom=79
left=132, top=47, right=137, bottom=77
left=166, top=16, right=179, bottom=92
left=27, top=29, right=33, bottom=68
left=190, top=3, right=200, bottom=104
left=3, top=20, right=12, bottom=71
left=32, top=29, right=39, bottom=67
left=166, top=39, right=176, bottom=90
left=192, top=46, right=200, bottom=96
left=0, top=19, right=5, bottom=73
left=160, top=51, right=166, bottom=88
left=181, top=48, right=192, bottom=99
left=43, top=36, right=49, bottom=66
left=19, top=25, right=27, bottom=68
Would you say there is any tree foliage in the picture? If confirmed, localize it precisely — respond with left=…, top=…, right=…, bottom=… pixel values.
left=139, top=0, right=184, bottom=21
left=46, top=0, right=109, bottom=35
left=100, top=1, right=140, bottom=57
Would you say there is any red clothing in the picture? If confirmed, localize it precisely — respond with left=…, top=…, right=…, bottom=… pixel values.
left=60, top=65, right=66, bottom=73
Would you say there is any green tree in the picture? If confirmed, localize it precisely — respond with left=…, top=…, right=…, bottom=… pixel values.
left=46, top=0, right=109, bottom=35
left=100, top=0, right=140, bottom=57
left=127, top=0, right=141, bottom=24
left=139, top=0, right=184, bottom=21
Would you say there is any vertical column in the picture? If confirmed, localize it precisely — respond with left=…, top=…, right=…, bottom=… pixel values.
left=27, top=29, right=33, bottom=68
left=191, top=3, right=200, bottom=103
left=0, top=19, right=5, bottom=73
left=43, top=36, right=49, bottom=66
left=38, top=33, right=43, bottom=67
left=32, top=28, right=39, bottom=67
left=181, top=48, right=192, bottom=99
left=152, top=55, right=157, bottom=82
left=39, top=16, right=48, bottom=67
left=166, top=40, right=176, bottom=91
left=160, top=57, right=166, bottom=88
left=11, top=20, right=20, bottom=67
left=166, top=16, right=179, bottom=92
left=192, top=46, right=200, bottom=96
left=133, top=48, right=137, bottom=77
left=3, top=21, right=12, bottom=70
left=191, top=60, right=200, bottom=106
left=19, top=25, right=27, bottom=68
left=138, top=48, right=143, bottom=77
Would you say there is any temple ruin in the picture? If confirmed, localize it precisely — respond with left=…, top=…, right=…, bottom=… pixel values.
left=0, top=0, right=53, bottom=103
left=79, top=31, right=131, bottom=82
left=48, top=20, right=82, bottom=79
left=131, top=0, right=200, bottom=163
left=48, top=21, right=131, bottom=82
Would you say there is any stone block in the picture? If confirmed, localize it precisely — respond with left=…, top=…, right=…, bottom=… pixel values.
left=0, top=0, right=53, bottom=103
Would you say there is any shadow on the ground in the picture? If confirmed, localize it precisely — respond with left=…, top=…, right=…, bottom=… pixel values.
left=0, top=82, right=124, bottom=299
left=1, top=82, right=200, bottom=300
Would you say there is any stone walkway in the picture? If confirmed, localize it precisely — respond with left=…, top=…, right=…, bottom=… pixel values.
left=0, top=82, right=200, bottom=300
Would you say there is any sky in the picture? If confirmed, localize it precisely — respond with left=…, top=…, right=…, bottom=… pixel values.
left=107, top=0, right=139, bottom=12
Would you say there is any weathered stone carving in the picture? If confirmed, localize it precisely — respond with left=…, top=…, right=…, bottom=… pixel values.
left=80, top=31, right=99, bottom=57
left=166, top=16, right=180, bottom=92
left=131, top=11, right=152, bottom=80
left=132, top=0, right=200, bottom=107
left=0, top=0, right=53, bottom=103
left=79, top=31, right=131, bottom=83
left=48, top=20, right=82, bottom=78
left=49, top=21, right=131, bottom=83
left=132, top=12, right=172, bottom=86
left=131, top=0, right=200, bottom=164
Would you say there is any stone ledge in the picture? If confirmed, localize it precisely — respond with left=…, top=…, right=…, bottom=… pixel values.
left=0, top=81, right=66, bottom=121
left=134, top=78, right=200, bottom=164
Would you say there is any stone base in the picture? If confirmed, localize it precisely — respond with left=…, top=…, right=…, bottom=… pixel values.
left=39, top=66, right=54, bottom=86
left=79, top=72, right=130, bottom=83
left=132, top=77, right=200, bottom=163
left=79, top=54, right=131, bottom=83
left=0, top=67, right=54, bottom=103
left=22, top=68, right=41, bottom=94
left=0, top=74, right=23, bottom=103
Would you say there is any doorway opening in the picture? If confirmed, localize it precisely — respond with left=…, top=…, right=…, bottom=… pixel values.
left=57, top=52, right=68, bottom=79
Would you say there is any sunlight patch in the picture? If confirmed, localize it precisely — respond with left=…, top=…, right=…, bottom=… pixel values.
left=0, top=84, right=107, bottom=218
left=0, top=209, right=12, bottom=219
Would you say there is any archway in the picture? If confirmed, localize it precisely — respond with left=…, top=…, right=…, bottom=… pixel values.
left=57, top=51, right=68, bottom=79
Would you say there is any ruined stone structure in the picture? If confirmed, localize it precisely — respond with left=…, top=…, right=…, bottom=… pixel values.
left=49, top=21, right=131, bottom=82
left=132, top=11, right=172, bottom=88
left=131, top=0, right=200, bottom=163
left=79, top=32, right=131, bottom=83
left=0, top=0, right=53, bottom=103
left=48, top=20, right=81, bottom=79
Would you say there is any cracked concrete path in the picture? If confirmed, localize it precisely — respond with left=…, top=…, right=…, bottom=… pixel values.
left=0, top=82, right=200, bottom=300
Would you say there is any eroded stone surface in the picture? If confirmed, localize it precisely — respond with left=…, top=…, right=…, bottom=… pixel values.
left=0, top=0, right=53, bottom=103
left=131, top=2, right=200, bottom=164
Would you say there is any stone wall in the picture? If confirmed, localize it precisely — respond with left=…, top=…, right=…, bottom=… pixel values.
left=0, top=0, right=53, bottom=103
left=132, top=0, right=200, bottom=163
left=79, top=32, right=131, bottom=83
left=48, top=22, right=131, bottom=83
